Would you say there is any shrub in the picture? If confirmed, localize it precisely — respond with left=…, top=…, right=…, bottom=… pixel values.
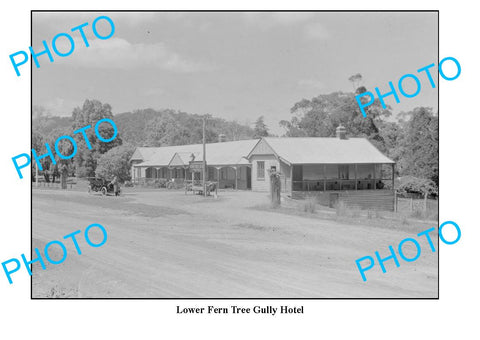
left=95, top=145, right=135, bottom=183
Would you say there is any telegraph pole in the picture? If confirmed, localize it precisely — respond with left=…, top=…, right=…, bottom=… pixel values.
left=202, top=116, right=207, bottom=197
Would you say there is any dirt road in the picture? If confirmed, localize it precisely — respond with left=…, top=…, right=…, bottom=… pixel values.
left=32, top=189, right=438, bottom=298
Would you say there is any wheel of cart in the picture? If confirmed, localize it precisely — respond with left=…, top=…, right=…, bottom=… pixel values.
left=101, top=186, right=108, bottom=196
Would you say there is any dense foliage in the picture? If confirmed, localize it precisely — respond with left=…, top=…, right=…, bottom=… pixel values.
left=115, top=109, right=255, bottom=147
left=95, top=145, right=135, bottom=182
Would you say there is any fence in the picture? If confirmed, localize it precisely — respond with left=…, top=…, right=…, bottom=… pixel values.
left=292, top=189, right=395, bottom=211
left=33, top=179, right=77, bottom=189
left=396, top=196, right=438, bottom=218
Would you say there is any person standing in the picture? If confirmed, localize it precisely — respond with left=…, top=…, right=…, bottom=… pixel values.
left=60, top=164, right=68, bottom=189
left=111, top=175, right=120, bottom=196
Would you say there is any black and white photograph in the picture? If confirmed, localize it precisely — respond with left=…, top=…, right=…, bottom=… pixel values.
left=30, top=11, right=439, bottom=298
left=5, top=0, right=480, bottom=338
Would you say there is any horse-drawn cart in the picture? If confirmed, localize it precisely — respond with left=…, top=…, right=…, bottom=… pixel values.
left=185, top=180, right=218, bottom=196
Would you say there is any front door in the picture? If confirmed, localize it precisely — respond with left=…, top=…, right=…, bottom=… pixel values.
left=246, top=167, right=252, bottom=189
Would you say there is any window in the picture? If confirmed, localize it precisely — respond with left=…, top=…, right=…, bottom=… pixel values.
left=257, top=161, right=265, bottom=179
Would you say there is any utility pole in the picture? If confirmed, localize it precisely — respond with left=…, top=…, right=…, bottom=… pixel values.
left=202, top=116, right=207, bottom=197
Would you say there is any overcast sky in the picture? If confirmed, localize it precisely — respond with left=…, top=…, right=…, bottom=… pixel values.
left=32, top=11, right=438, bottom=134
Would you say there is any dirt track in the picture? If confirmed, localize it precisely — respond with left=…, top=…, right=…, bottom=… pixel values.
left=32, top=189, right=438, bottom=298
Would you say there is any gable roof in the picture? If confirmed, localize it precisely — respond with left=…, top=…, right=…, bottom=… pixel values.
left=248, top=137, right=394, bottom=164
left=130, top=147, right=159, bottom=161
left=168, top=152, right=199, bottom=167
left=132, top=139, right=259, bottom=167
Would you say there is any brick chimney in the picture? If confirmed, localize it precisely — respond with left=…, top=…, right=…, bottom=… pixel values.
left=336, top=125, right=347, bottom=139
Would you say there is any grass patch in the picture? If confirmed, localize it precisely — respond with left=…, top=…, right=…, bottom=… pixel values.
left=252, top=198, right=435, bottom=232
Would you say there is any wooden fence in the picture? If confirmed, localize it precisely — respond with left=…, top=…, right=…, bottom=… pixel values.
left=396, top=196, right=438, bottom=215
left=33, top=178, right=77, bottom=189
left=292, top=189, right=395, bottom=211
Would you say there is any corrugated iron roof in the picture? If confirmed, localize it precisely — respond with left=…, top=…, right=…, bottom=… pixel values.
left=133, top=139, right=259, bottom=167
left=259, top=137, right=394, bottom=164
left=132, top=136, right=394, bottom=167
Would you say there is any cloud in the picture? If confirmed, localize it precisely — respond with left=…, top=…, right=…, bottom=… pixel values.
left=52, top=37, right=211, bottom=73
left=304, top=22, right=330, bottom=40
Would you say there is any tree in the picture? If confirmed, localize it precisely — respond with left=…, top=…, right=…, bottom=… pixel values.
left=282, top=90, right=391, bottom=141
left=32, top=132, right=44, bottom=154
left=396, top=107, right=438, bottom=186
left=95, top=145, right=135, bottom=183
left=32, top=105, right=50, bottom=131
left=253, top=116, right=269, bottom=138
left=280, top=74, right=392, bottom=144
left=72, top=99, right=122, bottom=177
left=114, top=109, right=255, bottom=147
left=348, top=73, right=363, bottom=91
